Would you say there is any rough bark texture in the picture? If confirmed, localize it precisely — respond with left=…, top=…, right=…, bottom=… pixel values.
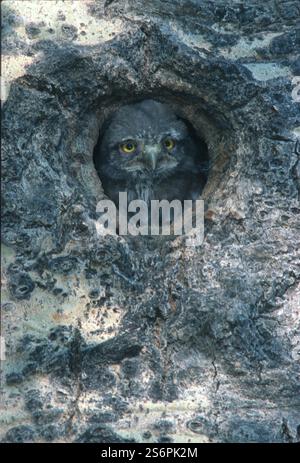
left=1, top=0, right=300, bottom=443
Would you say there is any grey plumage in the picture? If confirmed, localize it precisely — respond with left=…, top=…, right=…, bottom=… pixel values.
left=94, top=99, right=207, bottom=208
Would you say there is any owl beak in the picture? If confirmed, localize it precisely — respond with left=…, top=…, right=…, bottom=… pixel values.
left=144, top=146, right=159, bottom=170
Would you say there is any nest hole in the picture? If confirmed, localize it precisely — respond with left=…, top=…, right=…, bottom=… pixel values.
left=92, top=98, right=210, bottom=206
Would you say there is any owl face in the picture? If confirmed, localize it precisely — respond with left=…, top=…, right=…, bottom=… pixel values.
left=98, top=100, right=192, bottom=181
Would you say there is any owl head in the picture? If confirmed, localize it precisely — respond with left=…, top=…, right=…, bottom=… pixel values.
left=96, top=99, right=200, bottom=182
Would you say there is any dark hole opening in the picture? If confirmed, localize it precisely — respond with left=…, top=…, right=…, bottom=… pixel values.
left=18, top=286, right=29, bottom=294
left=93, top=101, right=209, bottom=208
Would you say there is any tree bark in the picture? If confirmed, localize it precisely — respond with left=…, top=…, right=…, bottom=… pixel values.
left=1, top=0, right=300, bottom=443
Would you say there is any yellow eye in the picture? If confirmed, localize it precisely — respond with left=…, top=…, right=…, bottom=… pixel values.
left=119, top=140, right=137, bottom=153
left=163, top=137, right=176, bottom=151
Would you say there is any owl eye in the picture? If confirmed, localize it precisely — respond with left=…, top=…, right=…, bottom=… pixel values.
left=119, top=140, right=138, bottom=154
left=163, top=137, right=176, bottom=151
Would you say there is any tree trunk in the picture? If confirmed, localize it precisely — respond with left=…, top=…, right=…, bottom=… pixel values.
left=1, top=0, right=300, bottom=443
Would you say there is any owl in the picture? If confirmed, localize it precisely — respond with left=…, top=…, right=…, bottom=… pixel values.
left=94, top=99, right=207, bottom=209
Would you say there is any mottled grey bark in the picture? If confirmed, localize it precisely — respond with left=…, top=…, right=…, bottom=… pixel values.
left=1, top=0, right=300, bottom=443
